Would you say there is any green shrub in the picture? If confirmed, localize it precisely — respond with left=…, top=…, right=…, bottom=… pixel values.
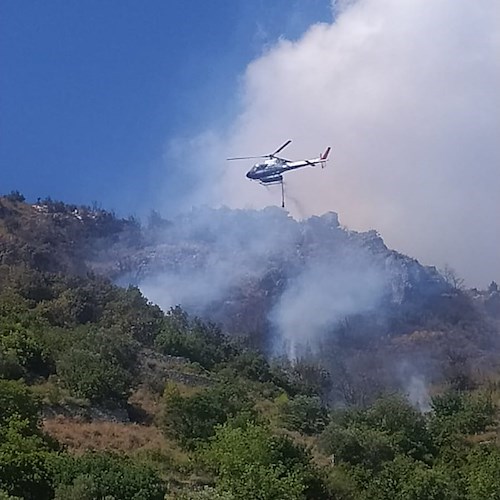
left=155, top=308, right=237, bottom=369
left=319, top=422, right=395, bottom=470
left=162, top=381, right=253, bottom=449
left=205, top=422, right=317, bottom=500
left=429, top=390, right=495, bottom=444
left=277, top=394, right=329, bottom=435
left=0, top=380, right=59, bottom=499
left=52, top=452, right=166, bottom=500
left=465, top=446, right=500, bottom=499
left=56, top=348, right=131, bottom=403
left=0, top=379, right=40, bottom=431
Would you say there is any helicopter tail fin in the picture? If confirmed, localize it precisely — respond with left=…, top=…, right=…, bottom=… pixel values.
left=320, top=147, right=331, bottom=168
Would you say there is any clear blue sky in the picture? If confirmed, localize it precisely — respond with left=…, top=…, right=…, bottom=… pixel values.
left=1, top=0, right=331, bottom=216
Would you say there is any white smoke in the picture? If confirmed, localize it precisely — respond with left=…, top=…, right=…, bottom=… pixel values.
left=406, top=375, right=431, bottom=413
left=166, top=0, right=500, bottom=287
left=140, top=208, right=395, bottom=360
left=270, top=248, right=386, bottom=358
left=140, top=207, right=301, bottom=313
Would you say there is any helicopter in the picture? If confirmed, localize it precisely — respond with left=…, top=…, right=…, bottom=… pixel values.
left=227, top=140, right=331, bottom=207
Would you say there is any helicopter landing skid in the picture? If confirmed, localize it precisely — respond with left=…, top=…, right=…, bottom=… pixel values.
left=260, top=178, right=286, bottom=208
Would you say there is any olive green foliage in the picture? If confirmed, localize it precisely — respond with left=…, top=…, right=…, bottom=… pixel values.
left=0, top=380, right=56, bottom=500
left=464, top=446, right=500, bottom=499
left=155, top=307, right=238, bottom=369
left=0, top=266, right=159, bottom=404
left=0, top=381, right=166, bottom=500
left=52, top=453, right=166, bottom=500
left=429, top=390, right=495, bottom=445
left=0, top=295, right=52, bottom=379
left=56, top=346, right=131, bottom=402
left=167, top=487, right=235, bottom=499
left=162, top=381, right=254, bottom=449
left=320, top=396, right=433, bottom=468
left=364, top=455, right=456, bottom=500
left=0, top=379, right=40, bottom=431
left=2, top=195, right=500, bottom=499
left=205, top=422, right=327, bottom=500
left=216, top=350, right=272, bottom=383
left=277, top=394, right=329, bottom=435
left=318, top=392, right=500, bottom=499
left=0, top=491, right=22, bottom=500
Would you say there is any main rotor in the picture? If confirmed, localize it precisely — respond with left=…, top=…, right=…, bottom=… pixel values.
left=226, top=139, right=292, bottom=161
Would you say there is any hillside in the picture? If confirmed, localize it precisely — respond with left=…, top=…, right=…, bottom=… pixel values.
left=1, top=192, right=500, bottom=499
left=1, top=193, right=498, bottom=393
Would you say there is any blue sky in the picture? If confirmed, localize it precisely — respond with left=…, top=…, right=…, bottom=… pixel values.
left=1, top=0, right=331, bottom=215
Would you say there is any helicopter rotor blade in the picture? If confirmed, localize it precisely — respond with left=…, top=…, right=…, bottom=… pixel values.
left=271, top=140, right=292, bottom=157
left=226, top=155, right=267, bottom=161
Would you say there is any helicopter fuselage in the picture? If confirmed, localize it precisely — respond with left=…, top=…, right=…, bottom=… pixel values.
left=246, top=159, right=291, bottom=183
left=228, top=140, right=331, bottom=208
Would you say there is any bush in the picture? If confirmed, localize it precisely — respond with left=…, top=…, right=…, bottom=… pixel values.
left=204, top=422, right=321, bottom=500
left=320, top=395, right=434, bottom=467
left=162, top=381, right=253, bottom=449
left=52, top=452, right=166, bottom=500
left=0, top=423, right=55, bottom=500
left=5, top=191, right=25, bottom=203
left=465, top=446, right=500, bottom=499
left=56, top=348, right=131, bottom=403
left=277, top=394, right=329, bottom=435
left=0, top=379, right=40, bottom=432
left=0, top=382, right=56, bottom=500
left=429, top=391, right=495, bottom=444
left=319, top=422, right=395, bottom=470
left=0, top=326, right=52, bottom=379
left=365, top=454, right=457, bottom=500
left=155, top=308, right=237, bottom=369
left=361, top=396, right=434, bottom=461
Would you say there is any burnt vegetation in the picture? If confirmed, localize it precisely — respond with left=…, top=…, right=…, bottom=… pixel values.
left=0, top=192, right=499, bottom=499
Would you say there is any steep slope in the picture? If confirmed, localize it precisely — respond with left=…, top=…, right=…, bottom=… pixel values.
left=1, top=193, right=496, bottom=392
left=0, top=193, right=142, bottom=275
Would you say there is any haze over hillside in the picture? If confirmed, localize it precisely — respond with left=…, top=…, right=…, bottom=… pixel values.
left=2, top=193, right=499, bottom=400
left=2, top=1, right=500, bottom=496
left=1, top=192, right=500, bottom=499
left=166, top=0, right=500, bottom=288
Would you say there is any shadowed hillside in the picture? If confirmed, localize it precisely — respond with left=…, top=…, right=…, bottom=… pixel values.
left=1, top=192, right=500, bottom=498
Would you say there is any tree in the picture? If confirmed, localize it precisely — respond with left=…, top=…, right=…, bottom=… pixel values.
left=429, top=390, right=495, bottom=445
left=319, top=422, right=395, bottom=470
left=441, top=265, right=464, bottom=291
left=365, top=455, right=457, bottom=500
left=162, top=382, right=253, bottom=449
left=0, top=379, right=40, bottom=431
left=0, top=380, right=56, bottom=500
left=52, top=452, right=166, bottom=500
left=277, top=394, right=329, bottom=435
left=465, top=446, right=500, bottom=499
left=56, top=348, right=131, bottom=403
left=205, top=422, right=318, bottom=500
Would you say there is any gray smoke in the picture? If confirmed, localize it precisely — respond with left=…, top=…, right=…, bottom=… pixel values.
left=270, top=248, right=386, bottom=358
left=139, top=208, right=429, bottom=360
left=162, top=0, right=500, bottom=287
left=140, top=206, right=300, bottom=313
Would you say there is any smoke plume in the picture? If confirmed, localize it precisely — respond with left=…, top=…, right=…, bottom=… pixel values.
left=138, top=209, right=430, bottom=361
left=165, top=0, right=500, bottom=287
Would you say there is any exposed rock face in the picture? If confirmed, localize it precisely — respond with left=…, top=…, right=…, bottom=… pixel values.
left=99, top=207, right=448, bottom=351
left=108, top=208, right=445, bottom=304
left=0, top=197, right=450, bottom=348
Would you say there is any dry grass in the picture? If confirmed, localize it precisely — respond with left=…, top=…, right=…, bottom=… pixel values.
left=43, top=416, right=181, bottom=456
left=128, top=384, right=161, bottom=421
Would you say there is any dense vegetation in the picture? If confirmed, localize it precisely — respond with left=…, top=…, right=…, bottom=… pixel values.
left=1, top=192, right=499, bottom=499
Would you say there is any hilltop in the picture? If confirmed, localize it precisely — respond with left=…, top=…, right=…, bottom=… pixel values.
left=1, top=192, right=498, bottom=393
left=1, top=191, right=500, bottom=498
